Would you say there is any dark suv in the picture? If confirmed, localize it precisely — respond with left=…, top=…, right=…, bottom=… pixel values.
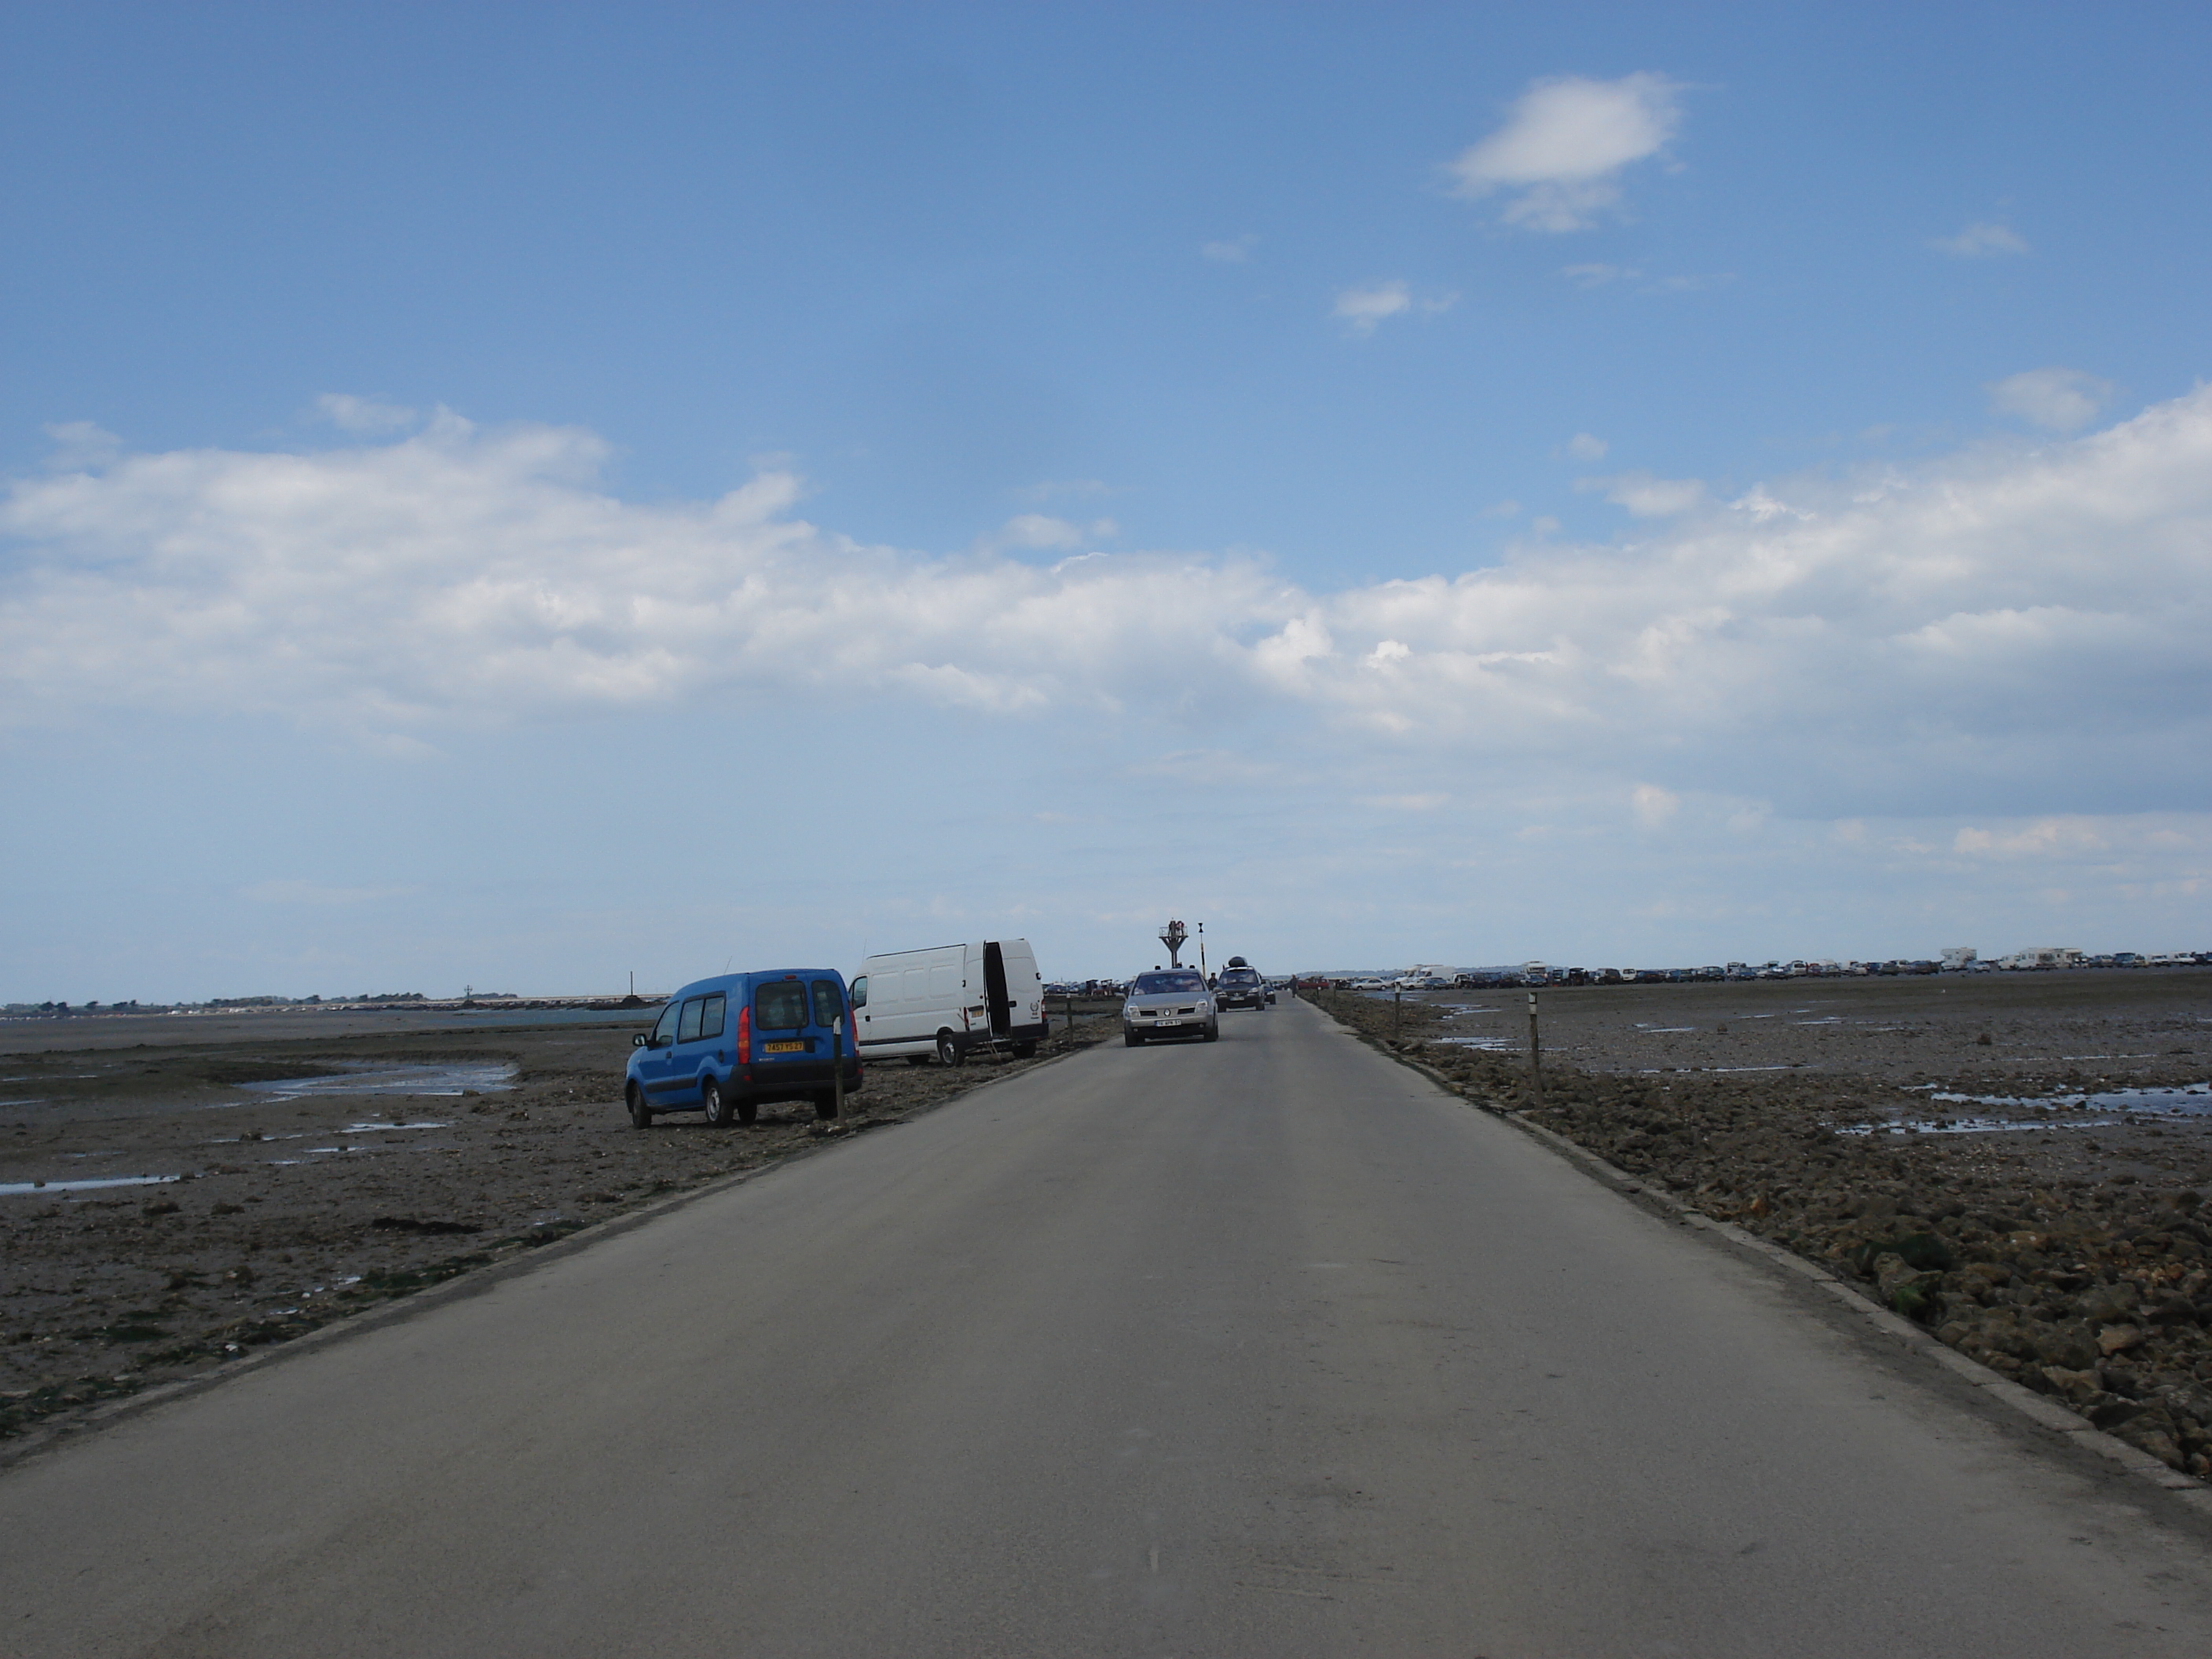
left=1213, top=957, right=1270, bottom=1011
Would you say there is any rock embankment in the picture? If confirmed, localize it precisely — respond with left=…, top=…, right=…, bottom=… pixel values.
left=1306, top=986, right=2212, bottom=1479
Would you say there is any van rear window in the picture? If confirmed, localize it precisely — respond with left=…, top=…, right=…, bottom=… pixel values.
left=755, top=980, right=808, bottom=1030
left=811, top=979, right=844, bottom=1027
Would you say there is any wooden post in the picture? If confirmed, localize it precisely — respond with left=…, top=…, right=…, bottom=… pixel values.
left=1527, top=991, right=1543, bottom=1108
left=1394, top=987, right=1402, bottom=1038
left=833, top=1016, right=846, bottom=1120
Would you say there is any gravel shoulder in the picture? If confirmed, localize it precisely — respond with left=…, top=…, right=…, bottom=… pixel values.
left=1307, top=972, right=2212, bottom=1482
left=1, top=1002, right=1118, bottom=1449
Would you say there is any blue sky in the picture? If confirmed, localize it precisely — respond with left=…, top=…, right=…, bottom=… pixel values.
left=4, top=3, right=2210, bottom=998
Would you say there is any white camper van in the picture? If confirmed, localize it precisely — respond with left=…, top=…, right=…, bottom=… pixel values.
left=851, top=939, right=1048, bottom=1066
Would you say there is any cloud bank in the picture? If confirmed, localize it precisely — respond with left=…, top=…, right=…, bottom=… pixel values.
left=5, top=390, right=2211, bottom=817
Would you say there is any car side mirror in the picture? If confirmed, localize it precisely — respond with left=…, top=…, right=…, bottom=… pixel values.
left=632, top=1033, right=647, bottom=1047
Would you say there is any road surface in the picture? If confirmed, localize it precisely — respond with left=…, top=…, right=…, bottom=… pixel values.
left=5, top=998, right=2211, bottom=1656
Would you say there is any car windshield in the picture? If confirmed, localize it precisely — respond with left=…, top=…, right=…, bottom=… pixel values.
left=1221, top=969, right=1258, bottom=983
left=1133, top=972, right=1205, bottom=995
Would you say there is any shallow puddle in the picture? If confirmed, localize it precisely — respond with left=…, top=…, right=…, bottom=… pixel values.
left=0, top=1174, right=181, bottom=1196
left=339, top=1120, right=452, bottom=1133
left=1840, top=1117, right=2117, bottom=1137
left=1843, top=1081, right=2210, bottom=1136
left=1928, top=1082, right=2210, bottom=1116
left=236, top=1063, right=515, bottom=1101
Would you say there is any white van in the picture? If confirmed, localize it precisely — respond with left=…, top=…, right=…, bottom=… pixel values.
left=851, top=939, right=1048, bottom=1066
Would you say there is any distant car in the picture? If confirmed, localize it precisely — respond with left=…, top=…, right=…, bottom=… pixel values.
left=1214, top=957, right=1271, bottom=1011
left=1122, top=969, right=1218, bottom=1045
left=626, top=969, right=862, bottom=1129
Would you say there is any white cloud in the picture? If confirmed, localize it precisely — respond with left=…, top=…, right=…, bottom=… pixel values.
left=1632, top=784, right=1680, bottom=828
left=41, top=422, right=123, bottom=471
left=1202, top=235, right=1257, bottom=262
left=1562, top=263, right=1638, bottom=289
left=6, top=387, right=2212, bottom=828
left=990, top=514, right=1115, bottom=552
left=1728, top=485, right=1812, bottom=523
left=1332, top=282, right=1453, bottom=335
left=1563, top=265, right=1731, bottom=294
left=315, top=394, right=419, bottom=433
left=1565, top=432, right=1609, bottom=461
left=1446, top=72, right=1683, bottom=232
left=1577, top=471, right=1706, bottom=517
left=1988, top=368, right=2113, bottom=432
left=1954, top=819, right=2108, bottom=857
left=1932, top=222, right=2029, bottom=258
left=1334, top=280, right=1411, bottom=335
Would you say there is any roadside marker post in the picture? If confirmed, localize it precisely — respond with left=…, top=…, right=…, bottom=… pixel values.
left=1527, top=991, right=1544, bottom=1108
left=833, top=1016, right=846, bottom=1120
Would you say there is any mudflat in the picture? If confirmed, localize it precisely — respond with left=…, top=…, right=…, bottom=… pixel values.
left=1, top=1002, right=1113, bottom=1448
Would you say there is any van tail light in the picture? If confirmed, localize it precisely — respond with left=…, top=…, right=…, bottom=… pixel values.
left=737, top=1005, right=752, bottom=1064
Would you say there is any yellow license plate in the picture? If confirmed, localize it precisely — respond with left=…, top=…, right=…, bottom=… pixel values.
left=762, top=1040, right=806, bottom=1054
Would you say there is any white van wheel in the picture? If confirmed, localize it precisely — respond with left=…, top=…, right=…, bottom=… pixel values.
left=904, top=1054, right=932, bottom=1068
left=936, top=1033, right=962, bottom=1068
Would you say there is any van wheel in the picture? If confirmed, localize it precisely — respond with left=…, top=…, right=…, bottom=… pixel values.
left=1203, top=1024, right=1220, bottom=1042
left=936, top=1033, right=962, bottom=1068
left=702, top=1079, right=733, bottom=1127
left=736, top=1095, right=757, bottom=1126
left=1124, top=1032, right=1144, bottom=1047
left=1011, top=1040, right=1038, bottom=1059
left=626, top=1084, right=653, bottom=1130
left=814, top=1092, right=838, bottom=1120
left=904, top=1054, right=932, bottom=1068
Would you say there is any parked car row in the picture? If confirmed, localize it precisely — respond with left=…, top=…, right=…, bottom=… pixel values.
left=624, top=938, right=1048, bottom=1130
left=1308, top=951, right=2210, bottom=994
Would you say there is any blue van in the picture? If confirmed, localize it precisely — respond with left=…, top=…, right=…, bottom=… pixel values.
left=624, top=969, right=863, bottom=1128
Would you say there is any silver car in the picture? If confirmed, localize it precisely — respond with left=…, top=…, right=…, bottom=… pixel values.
left=1122, top=969, right=1219, bottom=1046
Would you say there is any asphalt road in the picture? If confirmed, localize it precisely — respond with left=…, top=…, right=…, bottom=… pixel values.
left=7, top=1000, right=2212, bottom=1657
